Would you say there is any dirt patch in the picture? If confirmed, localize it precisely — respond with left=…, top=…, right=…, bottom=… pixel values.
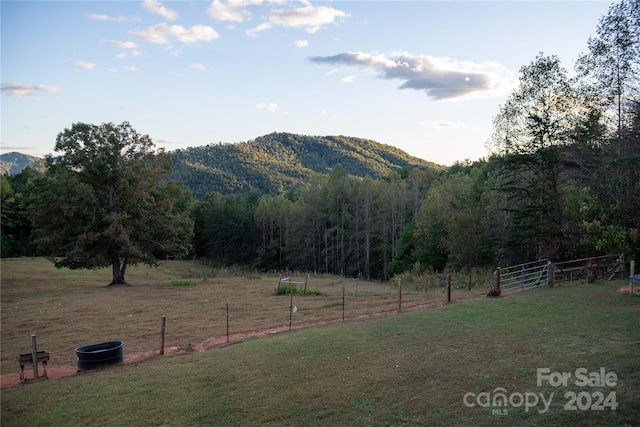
left=618, top=285, right=640, bottom=295
left=0, top=365, right=78, bottom=389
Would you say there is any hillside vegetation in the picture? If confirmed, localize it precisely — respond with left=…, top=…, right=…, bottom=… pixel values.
left=0, top=152, right=44, bottom=175
left=170, top=132, right=443, bottom=198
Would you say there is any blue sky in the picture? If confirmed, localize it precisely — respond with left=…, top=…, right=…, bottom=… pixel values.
left=1, top=0, right=613, bottom=165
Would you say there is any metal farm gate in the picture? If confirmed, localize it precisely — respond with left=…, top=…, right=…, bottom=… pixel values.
left=494, top=259, right=551, bottom=295
left=489, top=254, right=625, bottom=296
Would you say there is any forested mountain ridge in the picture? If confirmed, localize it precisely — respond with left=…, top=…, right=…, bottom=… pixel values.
left=0, top=152, right=44, bottom=175
left=170, top=132, right=443, bottom=198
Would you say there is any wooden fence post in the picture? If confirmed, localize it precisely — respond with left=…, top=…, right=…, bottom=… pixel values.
left=226, top=303, right=230, bottom=343
left=276, top=274, right=282, bottom=294
left=397, top=278, right=402, bottom=313
left=31, top=334, right=38, bottom=381
left=289, top=293, right=295, bottom=330
left=446, top=274, right=451, bottom=303
left=631, top=261, right=636, bottom=295
left=342, top=286, right=345, bottom=321
left=303, top=273, right=309, bottom=294
left=547, top=261, right=554, bottom=287
left=160, top=316, right=166, bottom=355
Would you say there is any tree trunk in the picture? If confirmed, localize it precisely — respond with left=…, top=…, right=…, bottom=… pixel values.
left=109, top=257, right=128, bottom=286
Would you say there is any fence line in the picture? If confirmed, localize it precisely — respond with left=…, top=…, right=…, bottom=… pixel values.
left=553, top=254, right=625, bottom=284
left=490, top=254, right=626, bottom=296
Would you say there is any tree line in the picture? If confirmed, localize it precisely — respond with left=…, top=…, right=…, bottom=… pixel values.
left=1, top=0, right=638, bottom=283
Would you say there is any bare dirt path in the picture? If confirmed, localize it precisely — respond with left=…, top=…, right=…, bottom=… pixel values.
left=1, top=297, right=476, bottom=389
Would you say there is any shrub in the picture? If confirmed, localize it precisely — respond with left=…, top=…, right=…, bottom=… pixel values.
left=275, top=283, right=299, bottom=295
left=275, top=284, right=325, bottom=295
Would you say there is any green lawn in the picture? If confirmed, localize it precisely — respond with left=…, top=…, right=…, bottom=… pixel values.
left=1, top=263, right=639, bottom=426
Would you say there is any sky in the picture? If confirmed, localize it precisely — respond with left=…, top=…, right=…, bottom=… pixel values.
left=1, top=0, right=615, bottom=166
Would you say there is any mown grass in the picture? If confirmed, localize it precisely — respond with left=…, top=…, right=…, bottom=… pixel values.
left=1, top=258, right=638, bottom=426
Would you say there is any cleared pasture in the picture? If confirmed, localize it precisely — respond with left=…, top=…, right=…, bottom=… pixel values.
left=0, top=261, right=637, bottom=425
left=0, top=258, right=481, bottom=375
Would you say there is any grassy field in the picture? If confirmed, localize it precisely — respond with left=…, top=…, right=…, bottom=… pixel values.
left=1, top=258, right=639, bottom=426
left=0, top=258, right=478, bottom=374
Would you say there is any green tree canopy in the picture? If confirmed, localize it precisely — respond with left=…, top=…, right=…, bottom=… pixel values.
left=30, top=122, right=194, bottom=285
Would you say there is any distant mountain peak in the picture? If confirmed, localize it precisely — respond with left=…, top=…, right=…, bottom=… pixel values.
left=170, top=132, right=443, bottom=198
left=0, top=152, right=45, bottom=175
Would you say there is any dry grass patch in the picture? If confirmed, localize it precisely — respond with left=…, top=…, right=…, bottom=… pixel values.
left=1, top=258, right=484, bottom=375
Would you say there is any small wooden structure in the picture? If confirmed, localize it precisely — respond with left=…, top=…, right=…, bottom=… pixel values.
left=16, top=351, right=49, bottom=383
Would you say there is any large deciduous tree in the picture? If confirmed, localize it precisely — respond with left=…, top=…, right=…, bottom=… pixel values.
left=488, top=54, right=575, bottom=261
left=30, top=122, right=194, bottom=285
left=576, top=0, right=639, bottom=155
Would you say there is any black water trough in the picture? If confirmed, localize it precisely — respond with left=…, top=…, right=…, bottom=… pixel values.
left=75, top=340, right=124, bottom=370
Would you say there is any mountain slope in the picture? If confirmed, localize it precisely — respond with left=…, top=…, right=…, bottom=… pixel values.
left=0, top=152, right=45, bottom=175
left=169, top=132, right=443, bottom=198
left=2, top=133, right=444, bottom=198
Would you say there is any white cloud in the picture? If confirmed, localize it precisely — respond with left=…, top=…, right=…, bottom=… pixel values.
left=342, top=75, right=355, bottom=83
left=103, top=39, right=138, bottom=49
left=124, top=65, right=138, bottom=72
left=73, top=61, right=96, bottom=70
left=83, top=12, right=126, bottom=22
left=246, top=22, right=272, bottom=37
left=256, top=102, right=278, bottom=112
left=207, top=0, right=262, bottom=22
left=165, top=45, right=181, bottom=56
left=141, top=0, right=179, bottom=20
left=268, top=4, right=350, bottom=33
left=191, top=63, right=206, bottom=70
left=103, top=39, right=142, bottom=58
left=130, top=23, right=220, bottom=44
left=246, top=3, right=348, bottom=36
left=420, top=120, right=467, bottom=129
left=294, top=39, right=308, bottom=48
left=310, top=50, right=517, bottom=100
left=1, top=82, right=61, bottom=98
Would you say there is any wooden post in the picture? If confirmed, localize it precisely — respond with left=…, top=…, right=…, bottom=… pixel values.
left=342, top=286, right=345, bottom=321
left=496, top=267, right=501, bottom=292
left=303, top=273, right=309, bottom=294
left=31, top=334, right=38, bottom=381
left=355, top=277, right=359, bottom=296
left=289, top=293, right=293, bottom=330
left=276, top=274, right=282, bottom=294
left=446, top=274, right=451, bottom=303
left=631, top=261, right=636, bottom=295
left=547, top=261, right=554, bottom=287
left=397, top=278, right=402, bottom=313
left=160, top=316, right=166, bottom=355
left=226, top=303, right=229, bottom=343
